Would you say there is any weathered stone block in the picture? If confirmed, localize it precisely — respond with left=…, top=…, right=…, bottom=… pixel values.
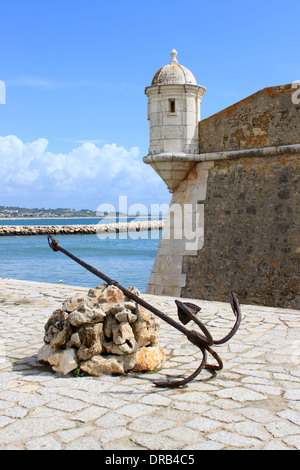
left=134, top=346, right=165, bottom=372
left=80, top=355, right=125, bottom=376
left=76, top=324, right=104, bottom=361
left=69, top=305, right=106, bottom=327
left=44, top=310, right=72, bottom=348
left=48, top=348, right=78, bottom=375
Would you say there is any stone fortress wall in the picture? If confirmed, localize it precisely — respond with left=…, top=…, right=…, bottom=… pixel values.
left=146, top=82, right=300, bottom=309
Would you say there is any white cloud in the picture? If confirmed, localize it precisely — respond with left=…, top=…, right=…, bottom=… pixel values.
left=0, top=135, right=166, bottom=209
left=57, top=138, right=106, bottom=145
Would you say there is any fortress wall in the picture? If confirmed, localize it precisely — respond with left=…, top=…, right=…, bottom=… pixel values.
left=199, top=84, right=300, bottom=153
left=147, top=84, right=300, bottom=308
left=181, top=151, right=300, bottom=309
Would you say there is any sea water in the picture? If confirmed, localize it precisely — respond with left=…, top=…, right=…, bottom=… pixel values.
left=0, top=225, right=161, bottom=293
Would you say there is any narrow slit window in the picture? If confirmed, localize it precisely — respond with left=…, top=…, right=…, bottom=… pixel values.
left=169, top=99, right=176, bottom=113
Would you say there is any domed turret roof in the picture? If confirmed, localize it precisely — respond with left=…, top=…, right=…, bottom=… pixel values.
left=151, top=49, right=197, bottom=86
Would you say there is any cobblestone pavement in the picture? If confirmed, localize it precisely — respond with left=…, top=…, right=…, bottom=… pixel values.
left=0, top=278, right=300, bottom=450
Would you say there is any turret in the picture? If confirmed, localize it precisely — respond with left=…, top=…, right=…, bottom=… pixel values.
left=143, top=50, right=206, bottom=192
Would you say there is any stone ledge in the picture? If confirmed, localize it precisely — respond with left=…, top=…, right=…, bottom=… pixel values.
left=144, top=144, right=300, bottom=165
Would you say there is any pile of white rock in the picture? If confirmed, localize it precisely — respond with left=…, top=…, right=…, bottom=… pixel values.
left=37, top=284, right=165, bottom=376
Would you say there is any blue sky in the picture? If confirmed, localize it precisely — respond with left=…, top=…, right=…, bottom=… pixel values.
left=0, top=0, right=299, bottom=212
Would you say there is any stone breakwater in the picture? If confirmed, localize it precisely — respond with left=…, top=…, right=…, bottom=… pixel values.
left=0, top=220, right=165, bottom=236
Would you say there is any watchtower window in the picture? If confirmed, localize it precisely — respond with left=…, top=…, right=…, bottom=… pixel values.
left=169, top=99, right=176, bottom=113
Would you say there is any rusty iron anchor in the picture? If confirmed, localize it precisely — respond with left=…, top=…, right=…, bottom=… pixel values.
left=48, top=235, right=242, bottom=388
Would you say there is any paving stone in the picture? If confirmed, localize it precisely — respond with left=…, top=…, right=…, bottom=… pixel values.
left=240, top=407, right=277, bottom=424
left=29, top=407, right=67, bottom=418
left=225, top=420, right=268, bottom=440
left=140, top=393, right=171, bottom=406
left=130, top=433, right=182, bottom=450
left=58, top=426, right=94, bottom=444
left=172, top=401, right=209, bottom=414
left=244, top=384, right=282, bottom=396
left=183, top=441, right=224, bottom=450
left=282, top=435, right=300, bottom=450
left=2, top=405, right=28, bottom=419
left=163, top=426, right=201, bottom=444
left=265, top=420, right=300, bottom=439
left=203, top=408, right=243, bottom=423
left=277, top=410, right=300, bottom=426
left=78, top=393, right=128, bottom=410
left=46, top=397, right=88, bottom=413
left=70, top=405, right=108, bottom=423
left=116, top=403, right=159, bottom=417
left=95, top=413, right=129, bottom=428
left=25, top=436, right=62, bottom=450
left=128, top=415, right=175, bottom=433
left=0, top=416, right=15, bottom=428
left=212, top=398, right=242, bottom=410
left=212, top=387, right=268, bottom=402
left=185, top=416, right=220, bottom=433
left=64, top=436, right=102, bottom=450
left=284, top=390, right=300, bottom=400
left=262, top=440, right=291, bottom=450
left=170, top=391, right=212, bottom=404
left=207, top=430, right=261, bottom=448
left=96, top=427, right=132, bottom=444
